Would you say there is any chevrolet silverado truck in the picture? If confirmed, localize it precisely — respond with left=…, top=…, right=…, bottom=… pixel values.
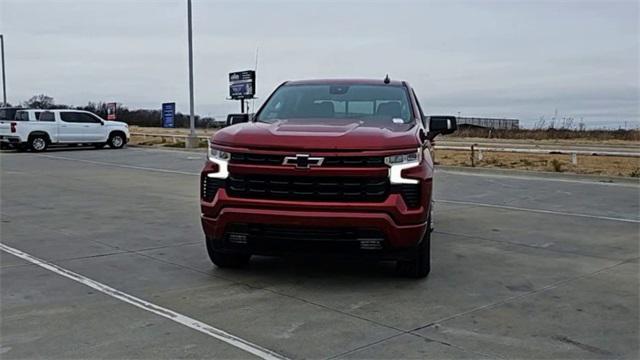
left=200, top=78, right=456, bottom=277
left=0, top=109, right=130, bottom=151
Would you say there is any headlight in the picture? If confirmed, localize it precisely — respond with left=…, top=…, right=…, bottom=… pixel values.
left=207, top=141, right=230, bottom=179
left=385, top=150, right=421, bottom=165
left=386, top=149, right=422, bottom=184
left=208, top=147, right=230, bottom=162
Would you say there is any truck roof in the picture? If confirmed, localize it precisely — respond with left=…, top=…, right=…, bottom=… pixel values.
left=284, top=78, right=406, bottom=86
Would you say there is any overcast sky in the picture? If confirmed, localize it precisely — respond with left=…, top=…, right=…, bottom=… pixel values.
left=1, top=0, right=638, bottom=127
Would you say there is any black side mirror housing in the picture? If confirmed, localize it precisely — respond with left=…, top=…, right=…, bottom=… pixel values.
left=226, top=113, right=249, bottom=126
left=426, top=115, right=457, bottom=139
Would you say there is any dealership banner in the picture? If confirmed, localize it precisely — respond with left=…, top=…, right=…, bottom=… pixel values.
left=106, top=102, right=117, bottom=120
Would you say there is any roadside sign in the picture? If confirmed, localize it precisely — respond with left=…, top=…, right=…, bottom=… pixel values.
left=106, top=102, right=117, bottom=120
left=162, top=102, right=175, bottom=128
left=229, top=70, right=255, bottom=99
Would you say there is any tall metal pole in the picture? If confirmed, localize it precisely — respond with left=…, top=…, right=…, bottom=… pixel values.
left=1, top=35, right=6, bottom=106
left=186, top=0, right=197, bottom=148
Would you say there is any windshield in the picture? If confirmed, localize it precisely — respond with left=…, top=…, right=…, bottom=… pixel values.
left=256, top=84, right=414, bottom=124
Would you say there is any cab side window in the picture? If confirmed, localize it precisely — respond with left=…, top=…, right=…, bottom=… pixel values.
left=14, top=111, right=29, bottom=121
left=39, top=112, right=55, bottom=122
left=78, top=113, right=102, bottom=123
left=60, top=112, right=81, bottom=123
left=60, top=112, right=101, bottom=123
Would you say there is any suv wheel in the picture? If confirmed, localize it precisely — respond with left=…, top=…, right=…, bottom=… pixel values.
left=29, top=136, right=48, bottom=152
left=205, top=237, right=251, bottom=268
left=108, top=133, right=125, bottom=149
left=396, top=220, right=431, bottom=278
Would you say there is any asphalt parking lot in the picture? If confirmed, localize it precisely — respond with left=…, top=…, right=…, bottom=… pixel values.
left=1, top=147, right=638, bottom=359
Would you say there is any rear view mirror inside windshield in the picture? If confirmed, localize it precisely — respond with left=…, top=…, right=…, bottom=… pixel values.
left=329, top=85, right=349, bottom=95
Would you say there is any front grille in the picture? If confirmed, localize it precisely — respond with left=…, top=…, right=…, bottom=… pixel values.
left=322, top=156, right=385, bottom=167
left=230, top=153, right=385, bottom=167
left=204, top=173, right=422, bottom=207
left=227, top=173, right=389, bottom=202
left=391, top=184, right=422, bottom=208
left=201, top=176, right=225, bottom=201
left=230, top=153, right=283, bottom=165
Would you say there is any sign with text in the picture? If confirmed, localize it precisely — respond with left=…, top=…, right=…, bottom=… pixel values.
left=229, top=70, right=255, bottom=99
left=162, top=102, right=175, bottom=128
left=106, top=102, right=117, bottom=120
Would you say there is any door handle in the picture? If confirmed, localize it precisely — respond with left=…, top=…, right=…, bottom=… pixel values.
left=83, top=125, right=90, bottom=127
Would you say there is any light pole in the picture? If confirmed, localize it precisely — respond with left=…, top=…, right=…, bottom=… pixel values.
left=1, top=34, right=6, bottom=106
left=185, top=0, right=197, bottom=148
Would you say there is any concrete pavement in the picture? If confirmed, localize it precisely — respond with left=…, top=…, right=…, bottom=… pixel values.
left=1, top=147, right=638, bottom=359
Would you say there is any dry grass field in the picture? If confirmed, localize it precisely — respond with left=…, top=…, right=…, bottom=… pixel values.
left=435, top=150, right=640, bottom=178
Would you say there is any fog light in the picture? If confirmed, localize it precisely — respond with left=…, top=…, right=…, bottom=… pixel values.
left=360, top=239, right=383, bottom=250
left=228, top=232, right=248, bottom=244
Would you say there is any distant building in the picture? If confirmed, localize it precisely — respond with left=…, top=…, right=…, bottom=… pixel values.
left=457, top=117, right=519, bottom=130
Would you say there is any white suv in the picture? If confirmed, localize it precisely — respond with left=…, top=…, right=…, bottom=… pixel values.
left=0, top=109, right=130, bottom=152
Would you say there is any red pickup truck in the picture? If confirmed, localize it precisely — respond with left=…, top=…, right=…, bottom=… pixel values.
left=200, top=78, right=456, bottom=277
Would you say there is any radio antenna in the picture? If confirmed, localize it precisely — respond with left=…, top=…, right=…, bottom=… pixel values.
left=252, top=46, right=259, bottom=113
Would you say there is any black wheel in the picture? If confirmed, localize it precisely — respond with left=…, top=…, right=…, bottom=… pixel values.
left=29, top=136, right=48, bottom=152
left=107, top=132, right=126, bottom=149
left=205, top=237, right=251, bottom=268
left=94, top=143, right=106, bottom=149
left=396, top=221, right=431, bottom=278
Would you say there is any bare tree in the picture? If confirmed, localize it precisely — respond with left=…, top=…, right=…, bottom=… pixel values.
left=23, top=94, right=55, bottom=109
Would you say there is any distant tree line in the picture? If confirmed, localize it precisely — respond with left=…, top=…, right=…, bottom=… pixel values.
left=18, top=94, right=218, bottom=128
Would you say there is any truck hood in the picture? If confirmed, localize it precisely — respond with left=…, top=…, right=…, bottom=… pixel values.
left=104, top=120, right=128, bottom=127
left=212, top=119, right=420, bottom=151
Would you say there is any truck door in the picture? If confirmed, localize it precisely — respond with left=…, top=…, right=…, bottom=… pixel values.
left=58, top=112, right=102, bottom=142
left=75, top=112, right=104, bottom=142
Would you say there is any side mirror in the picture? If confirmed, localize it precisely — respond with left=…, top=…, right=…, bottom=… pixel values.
left=426, top=115, right=457, bottom=139
left=226, top=113, right=249, bottom=126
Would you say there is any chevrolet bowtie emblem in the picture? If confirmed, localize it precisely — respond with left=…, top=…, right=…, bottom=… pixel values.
left=283, top=154, right=324, bottom=169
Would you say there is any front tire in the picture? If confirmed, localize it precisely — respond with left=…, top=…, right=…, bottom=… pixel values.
left=107, top=132, right=126, bottom=149
left=29, top=136, right=48, bottom=152
left=396, top=222, right=431, bottom=278
left=205, top=237, right=251, bottom=268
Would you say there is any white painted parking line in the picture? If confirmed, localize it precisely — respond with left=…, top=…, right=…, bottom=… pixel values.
left=0, top=243, right=288, bottom=360
left=39, top=154, right=198, bottom=176
left=438, top=199, right=640, bottom=224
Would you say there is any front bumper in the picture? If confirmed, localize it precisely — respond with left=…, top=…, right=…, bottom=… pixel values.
left=201, top=184, right=432, bottom=255
left=202, top=199, right=429, bottom=251
left=200, top=150, right=434, bottom=256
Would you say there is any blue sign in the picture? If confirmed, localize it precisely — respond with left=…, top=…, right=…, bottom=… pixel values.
left=162, top=102, right=175, bottom=128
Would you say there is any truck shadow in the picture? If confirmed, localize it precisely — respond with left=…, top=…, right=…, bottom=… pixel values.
left=215, top=255, right=403, bottom=280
